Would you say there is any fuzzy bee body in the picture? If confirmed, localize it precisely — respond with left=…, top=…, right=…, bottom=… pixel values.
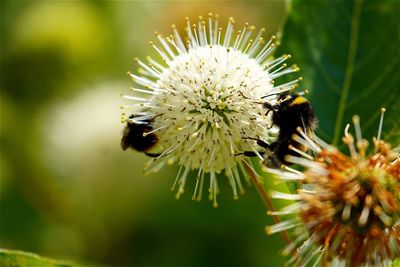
left=265, top=93, right=316, bottom=167
left=121, top=115, right=160, bottom=157
left=239, top=92, right=317, bottom=167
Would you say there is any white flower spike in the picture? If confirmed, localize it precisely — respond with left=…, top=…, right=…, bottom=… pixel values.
left=122, top=14, right=301, bottom=206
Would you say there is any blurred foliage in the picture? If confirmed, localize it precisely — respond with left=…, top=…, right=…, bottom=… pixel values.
left=0, top=249, right=74, bottom=267
left=1, top=0, right=399, bottom=266
left=1, top=1, right=287, bottom=267
left=278, top=0, right=400, bottom=146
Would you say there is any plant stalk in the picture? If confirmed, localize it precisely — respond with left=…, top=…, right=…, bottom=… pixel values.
left=242, top=160, right=292, bottom=246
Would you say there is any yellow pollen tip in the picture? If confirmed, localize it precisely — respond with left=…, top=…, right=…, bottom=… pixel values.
left=264, top=226, right=272, bottom=235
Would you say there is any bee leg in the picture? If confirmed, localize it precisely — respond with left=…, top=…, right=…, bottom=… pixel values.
left=256, top=140, right=270, bottom=149
left=243, top=137, right=270, bottom=149
left=268, top=141, right=279, bottom=150
left=263, top=102, right=277, bottom=117
left=234, top=151, right=265, bottom=157
left=145, top=152, right=162, bottom=158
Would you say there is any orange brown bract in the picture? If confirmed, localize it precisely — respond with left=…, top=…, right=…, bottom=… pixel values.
left=266, top=111, right=400, bottom=266
left=299, top=141, right=400, bottom=266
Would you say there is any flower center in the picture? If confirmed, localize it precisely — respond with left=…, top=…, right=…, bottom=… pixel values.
left=155, top=45, right=272, bottom=125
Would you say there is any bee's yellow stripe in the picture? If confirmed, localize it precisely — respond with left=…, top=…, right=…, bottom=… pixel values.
left=290, top=96, right=308, bottom=106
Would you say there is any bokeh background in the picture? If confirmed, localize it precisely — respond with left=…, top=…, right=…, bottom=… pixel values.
left=1, top=1, right=289, bottom=266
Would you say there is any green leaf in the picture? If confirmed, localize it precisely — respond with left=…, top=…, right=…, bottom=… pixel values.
left=0, top=249, right=75, bottom=267
left=278, top=0, right=400, bottom=146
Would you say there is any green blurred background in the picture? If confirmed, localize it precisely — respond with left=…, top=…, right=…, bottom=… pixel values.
left=1, top=1, right=288, bottom=266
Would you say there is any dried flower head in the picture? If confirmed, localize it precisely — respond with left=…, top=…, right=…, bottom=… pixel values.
left=121, top=14, right=302, bottom=206
left=265, top=109, right=400, bottom=266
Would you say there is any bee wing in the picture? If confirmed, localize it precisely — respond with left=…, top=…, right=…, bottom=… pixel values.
left=121, top=126, right=131, bottom=150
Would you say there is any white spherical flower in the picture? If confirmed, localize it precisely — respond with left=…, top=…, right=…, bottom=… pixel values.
left=121, top=15, right=301, bottom=206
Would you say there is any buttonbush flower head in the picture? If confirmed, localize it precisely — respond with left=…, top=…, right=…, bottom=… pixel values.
left=265, top=109, right=400, bottom=266
left=121, top=14, right=301, bottom=206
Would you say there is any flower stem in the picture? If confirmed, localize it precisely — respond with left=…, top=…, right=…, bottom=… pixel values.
left=242, top=160, right=292, bottom=246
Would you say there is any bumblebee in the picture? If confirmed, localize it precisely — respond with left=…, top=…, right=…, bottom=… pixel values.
left=121, top=115, right=160, bottom=157
left=241, top=92, right=317, bottom=167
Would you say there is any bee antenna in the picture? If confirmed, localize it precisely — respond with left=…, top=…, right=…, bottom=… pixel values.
left=238, top=91, right=263, bottom=104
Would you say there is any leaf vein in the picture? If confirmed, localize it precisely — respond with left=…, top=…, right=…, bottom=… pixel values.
left=348, top=61, right=398, bottom=108
left=332, top=0, right=364, bottom=145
